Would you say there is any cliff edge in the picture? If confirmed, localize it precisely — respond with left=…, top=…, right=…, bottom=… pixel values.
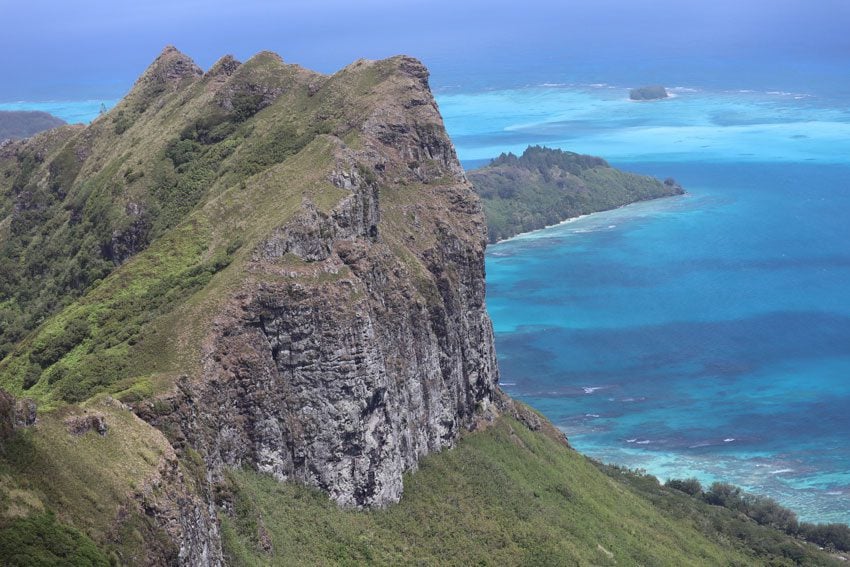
left=0, top=48, right=497, bottom=563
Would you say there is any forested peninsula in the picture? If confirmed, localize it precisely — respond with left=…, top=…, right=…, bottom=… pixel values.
left=469, top=146, right=683, bottom=242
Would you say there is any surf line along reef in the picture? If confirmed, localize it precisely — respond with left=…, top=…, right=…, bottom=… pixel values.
left=468, top=145, right=683, bottom=242
left=0, top=47, right=847, bottom=565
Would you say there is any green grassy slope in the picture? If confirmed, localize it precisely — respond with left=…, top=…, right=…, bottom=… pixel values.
left=219, top=413, right=840, bottom=566
left=0, top=48, right=403, bottom=407
left=0, top=48, right=419, bottom=561
left=469, top=145, right=684, bottom=242
left=0, top=396, right=184, bottom=564
left=1, top=50, right=843, bottom=566
left=0, top=513, right=109, bottom=567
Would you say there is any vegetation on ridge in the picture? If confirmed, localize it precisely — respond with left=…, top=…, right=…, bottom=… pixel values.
left=0, top=50, right=315, bottom=364
left=661, top=476, right=850, bottom=552
left=220, top=413, right=843, bottom=566
left=0, top=46, right=393, bottom=404
left=469, top=145, right=683, bottom=242
left=1, top=46, right=844, bottom=567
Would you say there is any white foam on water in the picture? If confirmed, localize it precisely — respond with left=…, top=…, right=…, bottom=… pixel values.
left=438, top=85, right=850, bottom=164
left=0, top=99, right=118, bottom=124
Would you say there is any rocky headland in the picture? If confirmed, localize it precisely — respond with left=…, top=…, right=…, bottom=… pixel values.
left=469, top=145, right=684, bottom=242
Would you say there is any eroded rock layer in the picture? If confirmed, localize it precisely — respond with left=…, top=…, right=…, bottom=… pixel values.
left=147, top=55, right=499, bottom=509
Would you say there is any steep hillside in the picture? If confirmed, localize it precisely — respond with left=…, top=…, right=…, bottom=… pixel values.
left=219, top=404, right=843, bottom=566
left=0, top=48, right=840, bottom=566
left=0, top=46, right=498, bottom=563
left=469, top=145, right=683, bottom=242
left=0, top=110, right=66, bottom=141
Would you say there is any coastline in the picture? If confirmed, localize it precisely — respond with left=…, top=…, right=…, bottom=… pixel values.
left=492, top=213, right=590, bottom=245
left=484, top=160, right=850, bottom=525
left=490, top=193, right=686, bottom=246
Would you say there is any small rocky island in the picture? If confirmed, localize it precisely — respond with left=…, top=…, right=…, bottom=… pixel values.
left=629, top=85, right=669, bottom=100
left=469, top=145, right=683, bottom=242
left=0, top=110, right=65, bottom=141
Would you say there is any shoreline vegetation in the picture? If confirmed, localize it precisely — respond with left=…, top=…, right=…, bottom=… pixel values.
left=492, top=211, right=592, bottom=245
left=219, top=408, right=849, bottom=565
left=469, top=145, right=684, bottom=243
left=600, top=463, right=850, bottom=562
left=0, top=46, right=847, bottom=563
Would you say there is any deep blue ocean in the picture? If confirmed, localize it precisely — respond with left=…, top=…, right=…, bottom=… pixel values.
left=437, top=74, right=850, bottom=524
left=4, top=54, right=850, bottom=524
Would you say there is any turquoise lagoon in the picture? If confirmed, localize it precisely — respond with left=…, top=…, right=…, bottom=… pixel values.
left=438, top=84, right=850, bottom=523
left=0, top=100, right=117, bottom=125
left=6, top=83, right=850, bottom=523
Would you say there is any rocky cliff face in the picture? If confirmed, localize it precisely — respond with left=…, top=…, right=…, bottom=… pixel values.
left=144, top=55, right=499, bottom=510
left=0, top=388, right=36, bottom=440
left=0, top=48, right=499, bottom=564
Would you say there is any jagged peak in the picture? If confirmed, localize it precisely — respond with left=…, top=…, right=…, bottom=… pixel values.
left=133, top=45, right=203, bottom=89
left=252, top=50, right=284, bottom=62
left=205, top=54, right=242, bottom=80
left=159, top=44, right=181, bottom=56
left=387, top=55, right=430, bottom=81
left=243, top=50, right=286, bottom=69
left=334, top=55, right=430, bottom=90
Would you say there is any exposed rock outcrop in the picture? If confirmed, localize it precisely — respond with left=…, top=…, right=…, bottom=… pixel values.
left=15, top=397, right=37, bottom=428
left=629, top=85, right=669, bottom=100
left=65, top=413, right=108, bottom=436
left=132, top=448, right=223, bottom=566
left=1, top=48, right=499, bottom=564
left=0, top=388, right=36, bottom=440
left=141, top=55, right=499, bottom=510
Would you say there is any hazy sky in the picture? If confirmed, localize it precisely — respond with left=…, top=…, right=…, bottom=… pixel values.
left=2, top=0, right=849, bottom=99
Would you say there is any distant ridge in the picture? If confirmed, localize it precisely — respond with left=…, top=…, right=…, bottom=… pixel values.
left=0, top=110, right=65, bottom=141
left=469, top=145, right=683, bottom=242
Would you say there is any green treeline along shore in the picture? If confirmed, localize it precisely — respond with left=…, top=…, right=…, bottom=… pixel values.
left=469, top=145, right=683, bottom=243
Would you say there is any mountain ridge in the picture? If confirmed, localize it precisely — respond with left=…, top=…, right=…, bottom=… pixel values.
left=0, top=110, right=66, bottom=142
left=0, top=46, right=499, bottom=563
left=0, top=48, right=844, bottom=566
